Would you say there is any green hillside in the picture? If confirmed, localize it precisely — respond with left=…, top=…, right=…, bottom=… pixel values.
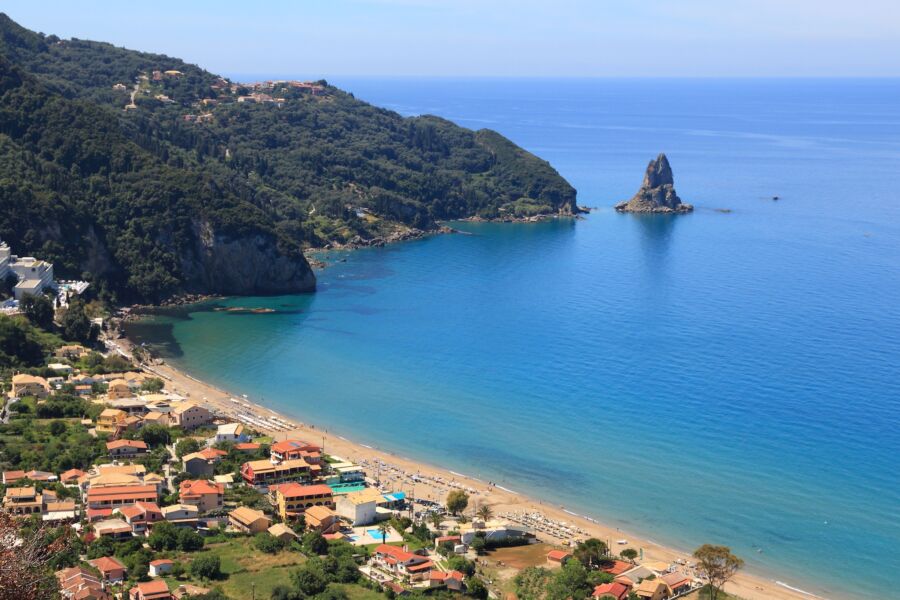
left=0, top=14, right=577, bottom=303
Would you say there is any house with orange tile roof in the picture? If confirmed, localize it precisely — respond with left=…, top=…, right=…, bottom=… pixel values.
left=88, top=556, right=128, bottom=583
left=660, top=572, right=693, bottom=596
left=634, top=578, right=669, bottom=600
left=179, top=479, right=224, bottom=513
left=272, top=482, right=334, bottom=521
left=228, top=506, right=271, bottom=534
left=60, top=468, right=87, bottom=484
left=86, top=484, right=158, bottom=510
left=241, top=457, right=318, bottom=487
left=56, top=566, right=112, bottom=600
left=592, top=582, right=631, bottom=600
left=429, top=570, right=465, bottom=591
left=149, top=559, right=175, bottom=577
left=601, top=560, right=634, bottom=576
left=9, top=373, right=50, bottom=399
left=114, top=501, right=163, bottom=534
left=107, top=439, right=149, bottom=459
left=371, top=544, right=434, bottom=582
left=270, top=439, right=322, bottom=463
left=3, top=486, right=41, bottom=514
left=547, top=549, right=573, bottom=565
left=234, top=442, right=261, bottom=452
left=129, top=579, right=173, bottom=600
left=182, top=448, right=226, bottom=477
left=1, top=469, right=25, bottom=484
left=305, top=505, right=341, bottom=534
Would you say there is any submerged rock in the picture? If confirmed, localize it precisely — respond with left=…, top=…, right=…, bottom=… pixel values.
left=615, top=154, right=693, bottom=213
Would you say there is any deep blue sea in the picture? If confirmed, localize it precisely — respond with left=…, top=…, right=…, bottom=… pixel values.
left=128, top=79, right=900, bottom=599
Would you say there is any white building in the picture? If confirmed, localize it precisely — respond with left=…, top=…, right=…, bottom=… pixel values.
left=0, top=241, right=56, bottom=300
left=213, top=422, right=249, bottom=445
left=336, top=487, right=383, bottom=526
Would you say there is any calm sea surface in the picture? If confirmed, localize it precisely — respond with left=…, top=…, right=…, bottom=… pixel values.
left=127, top=79, right=900, bottom=599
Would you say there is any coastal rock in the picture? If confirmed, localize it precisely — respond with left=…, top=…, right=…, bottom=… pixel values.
left=180, top=219, right=316, bottom=296
left=615, top=154, right=693, bottom=213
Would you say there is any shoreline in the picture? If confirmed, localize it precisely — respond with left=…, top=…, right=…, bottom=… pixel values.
left=110, top=335, right=825, bottom=600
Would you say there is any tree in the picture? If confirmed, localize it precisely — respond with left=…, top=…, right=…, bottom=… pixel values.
left=545, top=559, right=592, bottom=600
left=573, top=538, right=608, bottom=569
left=302, top=530, right=329, bottom=556
left=291, top=559, right=329, bottom=596
left=0, top=511, right=71, bottom=598
left=470, top=535, right=487, bottom=555
left=692, top=545, right=744, bottom=600
left=446, top=490, right=469, bottom=515
left=175, top=437, right=201, bottom=458
left=476, top=504, right=493, bottom=523
left=620, top=548, right=638, bottom=562
left=140, top=424, right=171, bottom=447
left=377, top=521, right=390, bottom=544
left=255, top=533, right=285, bottom=554
left=429, top=512, right=443, bottom=531
left=49, top=420, right=67, bottom=436
left=148, top=521, right=179, bottom=551
left=514, top=567, right=552, bottom=600
left=59, top=299, right=96, bottom=344
left=190, top=555, right=222, bottom=580
left=467, top=576, right=489, bottom=599
left=21, top=293, right=55, bottom=330
left=141, top=377, right=164, bottom=393
left=176, top=527, right=204, bottom=551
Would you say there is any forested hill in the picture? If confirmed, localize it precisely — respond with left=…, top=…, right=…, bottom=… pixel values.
left=0, top=14, right=577, bottom=303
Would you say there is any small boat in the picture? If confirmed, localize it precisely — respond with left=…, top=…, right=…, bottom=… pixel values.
left=772, top=195, right=780, bottom=200
left=617, top=539, right=628, bottom=545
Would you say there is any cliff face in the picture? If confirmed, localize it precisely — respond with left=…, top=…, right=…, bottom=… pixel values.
left=615, top=154, right=693, bottom=213
left=180, top=221, right=316, bottom=296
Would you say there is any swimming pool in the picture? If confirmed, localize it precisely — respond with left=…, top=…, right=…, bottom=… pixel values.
left=367, top=529, right=385, bottom=540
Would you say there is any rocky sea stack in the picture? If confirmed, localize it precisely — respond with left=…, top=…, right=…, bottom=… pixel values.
left=615, top=154, right=693, bottom=213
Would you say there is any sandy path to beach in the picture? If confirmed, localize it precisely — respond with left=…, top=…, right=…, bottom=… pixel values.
left=116, top=337, right=818, bottom=600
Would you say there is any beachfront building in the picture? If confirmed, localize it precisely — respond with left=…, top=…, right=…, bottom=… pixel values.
left=305, top=505, right=341, bottom=534
left=326, top=460, right=365, bottom=483
left=336, top=487, right=383, bottom=526
left=228, top=506, right=271, bottom=534
left=272, top=482, right=334, bottom=521
left=213, top=422, right=248, bottom=444
left=240, top=457, right=318, bottom=487
left=9, top=374, right=50, bottom=399
left=458, top=520, right=532, bottom=545
left=178, top=480, right=224, bottom=513
left=270, top=439, right=322, bottom=464
left=547, top=550, right=573, bottom=565
left=371, top=544, right=434, bottom=583
left=170, top=403, right=213, bottom=430
left=0, top=241, right=56, bottom=300
left=660, top=572, right=692, bottom=596
left=107, top=440, right=149, bottom=459
left=634, top=579, right=669, bottom=600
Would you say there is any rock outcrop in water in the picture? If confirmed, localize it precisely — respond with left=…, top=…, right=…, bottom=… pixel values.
left=615, top=154, right=693, bottom=213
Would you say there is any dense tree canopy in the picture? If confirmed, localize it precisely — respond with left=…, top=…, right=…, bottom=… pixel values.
left=0, top=13, right=576, bottom=303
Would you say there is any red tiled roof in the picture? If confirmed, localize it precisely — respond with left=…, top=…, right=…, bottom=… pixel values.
left=602, top=560, right=633, bottom=576
left=234, top=442, right=261, bottom=451
left=88, top=556, right=126, bottom=574
left=547, top=550, right=572, bottom=561
left=61, top=468, right=87, bottom=482
left=86, top=485, right=157, bottom=503
left=106, top=439, right=148, bottom=450
left=131, top=579, right=170, bottom=595
left=86, top=508, right=114, bottom=520
left=196, top=448, right=227, bottom=460
left=406, top=561, right=434, bottom=572
left=435, top=535, right=461, bottom=543
left=271, top=439, right=318, bottom=453
left=276, top=482, right=333, bottom=498
left=150, top=559, right=174, bottom=566
left=592, top=582, right=629, bottom=599
left=179, top=480, right=224, bottom=496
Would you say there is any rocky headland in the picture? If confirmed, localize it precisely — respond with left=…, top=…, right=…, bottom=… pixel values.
left=615, top=153, right=693, bottom=213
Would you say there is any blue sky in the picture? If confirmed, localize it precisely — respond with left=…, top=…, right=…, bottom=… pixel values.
left=4, top=0, right=899, bottom=78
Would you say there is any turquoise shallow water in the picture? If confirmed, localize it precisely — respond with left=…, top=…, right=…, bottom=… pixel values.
left=127, top=79, right=900, bottom=599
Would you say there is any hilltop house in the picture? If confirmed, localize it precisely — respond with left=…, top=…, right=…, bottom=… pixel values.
left=9, top=374, right=50, bottom=399
left=107, top=439, right=149, bottom=459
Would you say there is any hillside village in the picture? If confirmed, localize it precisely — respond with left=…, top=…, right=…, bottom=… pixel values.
left=0, top=330, right=715, bottom=600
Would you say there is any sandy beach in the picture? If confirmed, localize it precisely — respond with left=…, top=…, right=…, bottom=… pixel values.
left=113, top=335, right=819, bottom=600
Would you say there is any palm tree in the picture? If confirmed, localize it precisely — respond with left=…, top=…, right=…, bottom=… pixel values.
left=430, top=512, right=443, bottom=532
left=476, top=504, right=493, bottom=524
left=378, top=521, right=390, bottom=544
